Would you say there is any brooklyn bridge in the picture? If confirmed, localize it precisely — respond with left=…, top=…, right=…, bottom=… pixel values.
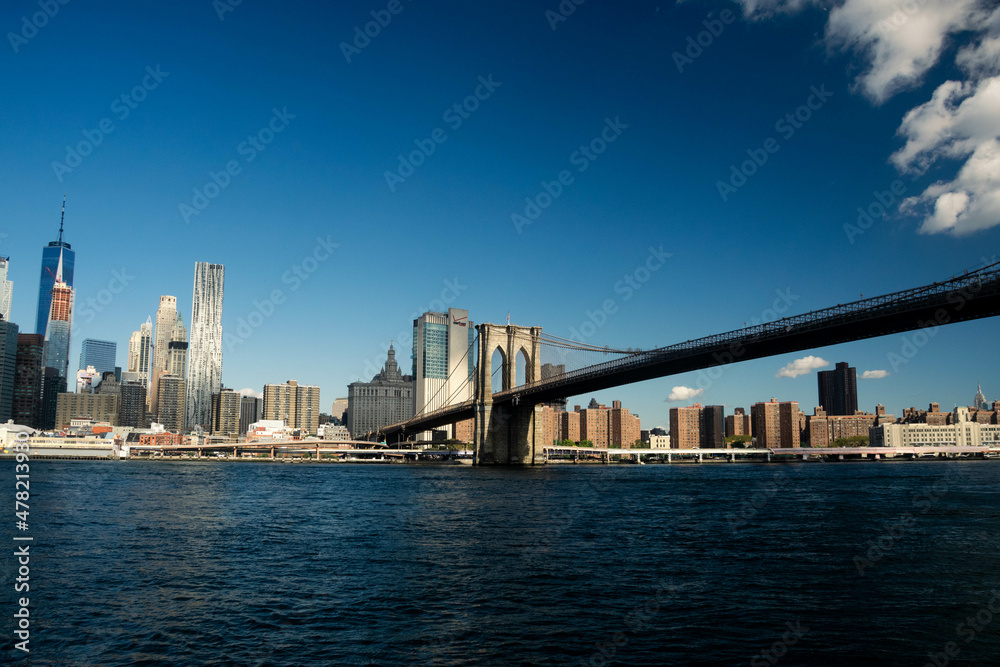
left=364, top=261, right=1000, bottom=465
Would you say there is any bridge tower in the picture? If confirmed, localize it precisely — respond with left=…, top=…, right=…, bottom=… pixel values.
left=473, top=323, right=545, bottom=465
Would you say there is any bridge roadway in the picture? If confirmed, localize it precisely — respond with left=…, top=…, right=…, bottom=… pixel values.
left=372, top=262, right=1000, bottom=440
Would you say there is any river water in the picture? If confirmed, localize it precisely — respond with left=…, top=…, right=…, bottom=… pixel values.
left=3, top=459, right=1000, bottom=665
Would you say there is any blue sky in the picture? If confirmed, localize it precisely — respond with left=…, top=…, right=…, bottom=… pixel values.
left=2, top=0, right=997, bottom=429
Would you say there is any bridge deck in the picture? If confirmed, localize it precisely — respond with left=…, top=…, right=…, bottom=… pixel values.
left=371, top=262, right=1000, bottom=439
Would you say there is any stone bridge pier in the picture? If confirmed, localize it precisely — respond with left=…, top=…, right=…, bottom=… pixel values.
left=473, top=323, right=546, bottom=465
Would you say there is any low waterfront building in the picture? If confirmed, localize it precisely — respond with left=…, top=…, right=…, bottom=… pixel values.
left=317, top=423, right=351, bottom=440
left=649, top=434, right=670, bottom=449
left=246, top=419, right=294, bottom=442
left=872, top=408, right=1000, bottom=447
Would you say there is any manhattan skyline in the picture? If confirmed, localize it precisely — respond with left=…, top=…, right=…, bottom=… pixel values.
left=2, top=1, right=997, bottom=428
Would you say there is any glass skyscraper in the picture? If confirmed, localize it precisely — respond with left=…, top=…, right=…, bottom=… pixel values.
left=79, top=339, right=117, bottom=377
left=411, top=308, right=475, bottom=418
left=185, top=262, right=225, bottom=430
left=42, top=249, right=73, bottom=379
left=35, top=199, right=75, bottom=336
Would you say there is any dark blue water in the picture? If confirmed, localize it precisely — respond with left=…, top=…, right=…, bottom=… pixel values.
left=3, top=460, right=1000, bottom=666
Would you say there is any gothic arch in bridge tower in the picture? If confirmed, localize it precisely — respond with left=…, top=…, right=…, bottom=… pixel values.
left=474, top=323, right=545, bottom=465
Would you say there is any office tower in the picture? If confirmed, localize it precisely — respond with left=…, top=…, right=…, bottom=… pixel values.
left=974, top=383, right=988, bottom=411
left=0, top=318, right=19, bottom=422
left=262, top=380, right=321, bottom=434
left=347, top=344, right=414, bottom=438
left=79, top=339, right=117, bottom=377
left=157, top=374, right=185, bottom=432
left=35, top=198, right=76, bottom=336
left=211, top=388, right=240, bottom=437
left=149, top=296, right=178, bottom=411
left=167, top=341, right=188, bottom=378
left=751, top=399, right=800, bottom=449
left=39, top=368, right=64, bottom=430
left=55, top=392, right=119, bottom=428
left=239, top=394, right=262, bottom=436
left=119, top=382, right=147, bottom=428
left=127, top=317, right=153, bottom=390
left=94, top=371, right=120, bottom=395
left=41, top=249, right=73, bottom=379
left=817, top=361, right=858, bottom=416
left=186, top=262, right=225, bottom=431
left=0, top=256, right=12, bottom=321
left=701, top=405, right=725, bottom=448
left=412, top=308, right=474, bottom=439
left=330, top=397, right=348, bottom=424
left=14, top=334, right=44, bottom=427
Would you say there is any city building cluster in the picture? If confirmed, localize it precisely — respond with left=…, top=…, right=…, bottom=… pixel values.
left=0, top=206, right=995, bottom=455
left=0, top=202, right=325, bottom=446
left=661, top=366, right=999, bottom=451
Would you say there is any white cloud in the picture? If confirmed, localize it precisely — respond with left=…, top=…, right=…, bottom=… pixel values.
left=825, top=0, right=982, bottom=103
left=667, top=386, right=704, bottom=402
left=776, top=355, right=829, bottom=378
left=735, top=0, right=1000, bottom=235
left=238, top=387, right=261, bottom=398
left=737, top=0, right=817, bottom=20
left=862, top=369, right=890, bottom=379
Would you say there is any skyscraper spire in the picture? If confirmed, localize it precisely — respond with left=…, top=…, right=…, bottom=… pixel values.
left=58, top=194, right=66, bottom=244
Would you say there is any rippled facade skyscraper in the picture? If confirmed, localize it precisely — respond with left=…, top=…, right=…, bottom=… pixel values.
left=185, top=262, right=225, bottom=430
left=0, top=256, right=13, bottom=321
